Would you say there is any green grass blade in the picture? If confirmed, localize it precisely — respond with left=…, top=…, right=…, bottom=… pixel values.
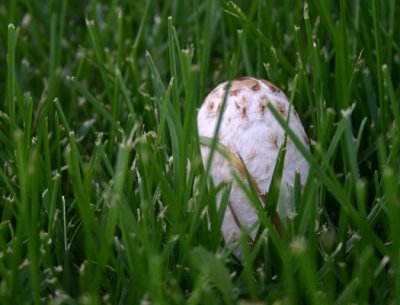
left=6, top=24, right=18, bottom=130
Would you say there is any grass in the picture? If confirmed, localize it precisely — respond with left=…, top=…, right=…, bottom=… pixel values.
left=0, top=0, right=399, bottom=304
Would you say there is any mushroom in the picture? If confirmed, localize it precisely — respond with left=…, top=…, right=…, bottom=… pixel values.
left=197, top=77, right=310, bottom=245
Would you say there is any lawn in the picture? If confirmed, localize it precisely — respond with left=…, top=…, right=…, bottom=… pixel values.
left=0, top=0, right=399, bottom=304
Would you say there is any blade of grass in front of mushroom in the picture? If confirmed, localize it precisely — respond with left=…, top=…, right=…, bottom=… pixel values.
left=255, top=140, right=287, bottom=240
left=255, top=75, right=300, bottom=241
left=208, top=182, right=232, bottom=250
left=199, top=136, right=282, bottom=239
left=199, top=137, right=260, bottom=198
left=268, top=103, right=389, bottom=258
left=190, top=82, right=232, bottom=243
left=229, top=170, right=264, bottom=245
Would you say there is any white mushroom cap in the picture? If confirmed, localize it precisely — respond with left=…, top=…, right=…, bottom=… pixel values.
left=197, top=77, right=310, bottom=244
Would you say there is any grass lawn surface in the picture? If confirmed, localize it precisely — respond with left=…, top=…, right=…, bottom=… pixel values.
left=0, top=1, right=399, bottom=304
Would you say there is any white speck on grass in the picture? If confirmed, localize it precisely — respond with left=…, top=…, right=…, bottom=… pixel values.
left=290, top=236, right=307, bottom=255
left=54, top=265, right=63, bottom=273
left=85, top=18, right=94, bottom=26
left=340, top=103, right=356, bottom=118
left=45, top=277, right=57, bottom=285
left=22, top=14, right=31, bottom=27
left=19, top=259, right=30, bottom=269
left=303, top=2, right=309, bottom=20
